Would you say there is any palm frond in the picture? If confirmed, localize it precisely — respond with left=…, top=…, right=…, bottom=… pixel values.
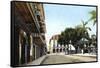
left=84, top=21, right=88, bottom=25
left=86, top=27, right=91, bottom=31
left=89, top=10, right=96, bottom=26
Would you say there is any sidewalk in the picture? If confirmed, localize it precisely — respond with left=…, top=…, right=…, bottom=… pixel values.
left=71, top=53, right=97, bottom=58
left=50, top=53, right=97, bottom=58
left=22, top=53, right=97, bottom=66
left=26, top=55, right=47, bottom=65
left=41, top=53, right=97, bottom=65
left=63, top=53, right=97, bottom=62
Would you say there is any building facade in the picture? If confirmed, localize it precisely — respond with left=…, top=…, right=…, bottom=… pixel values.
left=49, top=34, right=75, bottom=54
left=49, top=34, right=64, bottom=53
left=11, top=1, right=47, bottom=66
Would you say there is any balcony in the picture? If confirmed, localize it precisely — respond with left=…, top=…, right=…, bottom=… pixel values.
left=32, top=33, right=46, bottom=46
left=27, top=3, right=40, bottom=33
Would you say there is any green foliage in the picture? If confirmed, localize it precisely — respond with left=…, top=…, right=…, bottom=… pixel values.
left=88, top=10, right=96, bottom=26
left=57, top=20, right=91, bottom=51
left=57, top=10, right=97, bottom=53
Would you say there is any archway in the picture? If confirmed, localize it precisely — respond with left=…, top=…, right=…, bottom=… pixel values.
left=19, top=30, right=28, bottom=64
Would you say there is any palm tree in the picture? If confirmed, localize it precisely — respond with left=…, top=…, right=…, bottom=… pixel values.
left=58, top=20, right=91, bottom=54
left=88, top=10, right=96, bottom=26
left=77, top=20, right=91, bottom=37
left=75, top=20, right=91, bottom=40
left=77, top=20, right=91, bottom=53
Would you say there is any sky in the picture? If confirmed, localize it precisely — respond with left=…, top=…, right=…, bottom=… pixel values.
left=43, top=4, right=96, bottom=48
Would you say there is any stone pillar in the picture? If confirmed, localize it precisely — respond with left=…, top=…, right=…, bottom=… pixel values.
left=21, top=36, right=26, bottom=64
left=32, top=45, right=35, bottom=60
left=62, top=45, right=63, bottom=52
left=26, top=33, right=30, bottom=63
left=30, top=35, right=33, bottom=62
left=58, top=45, right=60, bottom=53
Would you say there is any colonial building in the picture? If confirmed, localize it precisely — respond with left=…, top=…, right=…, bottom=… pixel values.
left=49, top=34, right=75, bottom=54
left=11, top=1, right=47, bottom=66
left=49, top=34, right=60, bottom=53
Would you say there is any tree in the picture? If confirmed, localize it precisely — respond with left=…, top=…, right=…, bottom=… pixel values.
left=78, top=20, right=91, bottom=38
left=91, top=34, right=97, bottom=48
left=64, top=28, right=75, bottom=54
left=57, top=20, right=91, bottom=54
left=58, top=28, right=76, bottom=54
left=75, top=20, right=91, bottom=53
left=57, top=31, right=66, bottom=53
left=57, top=33, right=64, bottom=46
left=88, top=10, right=96, bottom=26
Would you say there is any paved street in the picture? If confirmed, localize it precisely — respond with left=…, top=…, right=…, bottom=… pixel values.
left=41, top=54, right=97, bottom=65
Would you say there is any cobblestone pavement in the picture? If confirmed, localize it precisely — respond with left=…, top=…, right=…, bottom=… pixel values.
left=41, top=54, right=97, bottom=65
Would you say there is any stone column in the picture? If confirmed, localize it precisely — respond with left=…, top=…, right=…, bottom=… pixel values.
left=58, top=45, right=60, bottom=52
left=30, top=34, right=33, bottom=61
left=62, top=45, right=63, bottom=52
left=26, top=33, right=30, bottom=63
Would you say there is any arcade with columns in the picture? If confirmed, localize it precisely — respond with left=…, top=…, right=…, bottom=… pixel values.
left=11, top=1, right=47, bottom=66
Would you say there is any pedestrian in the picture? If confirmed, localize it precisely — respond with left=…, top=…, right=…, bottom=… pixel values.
left=81, top=49, right=84, bottom=54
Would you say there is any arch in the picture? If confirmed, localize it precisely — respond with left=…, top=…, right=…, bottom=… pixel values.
left=29, top=34, right=35, bottom=61
left=19, top=29, right=28, bottom=64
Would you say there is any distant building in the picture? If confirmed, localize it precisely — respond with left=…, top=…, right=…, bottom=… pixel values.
left=11, top=2, right=47, bottom=66
left=49, top=34, right=75, bottom=54
left=49, top=34, right=60, bottom=53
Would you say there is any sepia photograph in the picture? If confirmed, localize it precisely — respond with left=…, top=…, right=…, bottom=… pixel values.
left=11, top=1, right=97, bottom=67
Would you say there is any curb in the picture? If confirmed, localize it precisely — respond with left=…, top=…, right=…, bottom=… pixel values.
left=26, top=55, right=47, bottom=65
left=40, top=55, right=49, bottom=65
left=71, top=54, right=96, bottom=58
